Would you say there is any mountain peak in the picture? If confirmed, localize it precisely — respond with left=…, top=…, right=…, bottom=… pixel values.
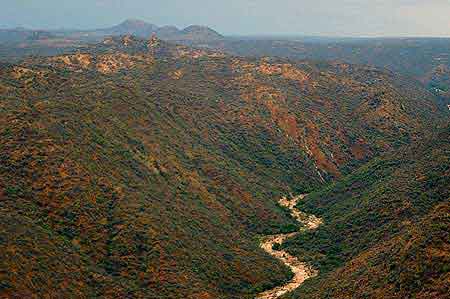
left=183, top=25, right=211, bottom=30
left=119, top=19, right=151, bottom=27
left=179, top=25, right=223, bottom=40
left=103, top=19, right=158, bottom=37
left=98, top=20, right=223, bottom=41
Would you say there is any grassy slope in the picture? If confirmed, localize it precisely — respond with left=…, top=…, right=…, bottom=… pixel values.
left=0, top=37, right=446, bottom=298
left=283, top=125, right=449, bottom=298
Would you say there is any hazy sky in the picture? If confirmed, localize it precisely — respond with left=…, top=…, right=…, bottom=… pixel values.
left=2, top=0, right=450, bottom=37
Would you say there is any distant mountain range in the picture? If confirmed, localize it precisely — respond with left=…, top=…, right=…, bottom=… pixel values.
left=0, top=27, right=56, bottom=43
left=91, top=19, right=224, bottom=41
left=0, top=19, right=224, bottom=44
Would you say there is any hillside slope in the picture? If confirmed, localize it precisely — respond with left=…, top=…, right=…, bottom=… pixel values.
left=0, top=36, right=446, bottom=298
left=283, top=125, right=449, bottom=298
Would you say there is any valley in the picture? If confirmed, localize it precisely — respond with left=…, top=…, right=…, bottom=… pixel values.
left=0, top=31, right=448, bottom=299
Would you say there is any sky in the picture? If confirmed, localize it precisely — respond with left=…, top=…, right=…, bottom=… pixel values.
left=2, top=0, right=450, bottom=37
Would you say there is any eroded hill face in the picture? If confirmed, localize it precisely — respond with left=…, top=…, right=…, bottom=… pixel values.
left=0, top=37, right=446, bottom=298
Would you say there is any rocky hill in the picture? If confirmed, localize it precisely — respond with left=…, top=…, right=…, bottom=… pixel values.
left=0, top=36, right=446, bottom=298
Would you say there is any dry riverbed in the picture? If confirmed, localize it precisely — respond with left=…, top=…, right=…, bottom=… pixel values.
left=256, top=195, right=322, bottom=299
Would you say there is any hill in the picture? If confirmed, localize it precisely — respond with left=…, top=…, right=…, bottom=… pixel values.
left=282, top=124, right=449, bottom=298
left=179, top=25, right=223, bottom=41
left=92, top=19, right=223, bottom=40
left=93, top=19, right=223, bottom=40
left=97, top=19, right=159, bottom=37
left=0, top=36, right=446, bottom=298
left=196, top=37, right=450, bottom=108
